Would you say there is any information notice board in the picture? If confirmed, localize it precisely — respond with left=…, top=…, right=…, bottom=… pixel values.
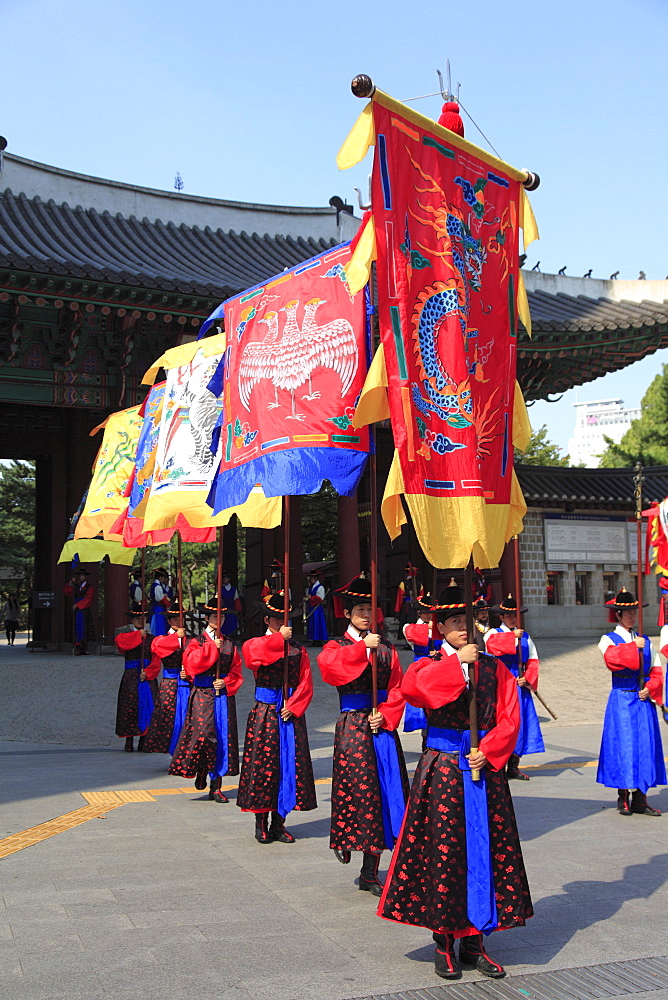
left=544, top=514, right=630, bottom=564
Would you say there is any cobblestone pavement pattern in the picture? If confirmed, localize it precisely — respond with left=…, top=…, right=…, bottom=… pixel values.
left=1, top=633, right=667, bottom=1000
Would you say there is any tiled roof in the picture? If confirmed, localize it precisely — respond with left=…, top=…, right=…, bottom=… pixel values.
left=516, top=464, right=668, bottom=510
left=0, top=189, right=336, bottom=297
left=526, top=290, right=668, bottom=332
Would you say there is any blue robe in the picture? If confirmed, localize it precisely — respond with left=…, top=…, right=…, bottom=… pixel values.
left=306, top=582, right=328, bottom=642
left=597, top=629, right=666, bottom=793
left=488, top=626, right=545, bottom=757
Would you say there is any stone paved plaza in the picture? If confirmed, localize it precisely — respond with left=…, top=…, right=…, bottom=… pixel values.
left=1, top=634, right=668, bottom=1000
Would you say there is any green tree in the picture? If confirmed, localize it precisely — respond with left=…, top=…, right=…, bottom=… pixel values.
left=0, top=460, right=36, bottom=596
left=515, top=425, right=569, bottom=466
left=599, top=366, right=668, bottom=467
left=301, top=483, right=338, bottom=562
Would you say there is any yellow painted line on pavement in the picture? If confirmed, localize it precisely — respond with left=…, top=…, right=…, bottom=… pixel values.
left=0, top=803, right=123, bottom=860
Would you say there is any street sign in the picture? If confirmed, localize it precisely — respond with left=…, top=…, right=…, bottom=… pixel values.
left=33, top=591, right=56, bottom=609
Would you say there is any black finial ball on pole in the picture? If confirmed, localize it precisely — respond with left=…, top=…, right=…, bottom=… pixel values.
left=351, top=75, right=376, bottom=98
left=522, top=171, right=540, bottom=191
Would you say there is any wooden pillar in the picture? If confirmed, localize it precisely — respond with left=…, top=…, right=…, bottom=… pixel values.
left=104, top=561, right=130, bottom=642
left=289, top=496, right=303, bottom=618
left=337, top=495, right=360, bottom=586
left=499, top=537, right=517, bottom=603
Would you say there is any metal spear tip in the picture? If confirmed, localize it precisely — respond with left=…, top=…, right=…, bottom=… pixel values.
left=351, top=75, right=376, bottom=98
left=522, top=170, right=540, bottom=191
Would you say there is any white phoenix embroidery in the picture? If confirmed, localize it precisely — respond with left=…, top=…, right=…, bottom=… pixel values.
left=238, top=298, right=358, bottom=421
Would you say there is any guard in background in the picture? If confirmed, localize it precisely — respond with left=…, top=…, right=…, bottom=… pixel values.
left=473, top=597, right=491, bottom=636
left=143, top=601, right=189, bottom=754
left=402, top=592, right=442, bottom=734
left=220, top=572, right=242, bottom=637
left=169, top=596, right=242, bottom=802
left=318, top=577, right=408, bottom=897
left=599, top=588, right=665, bottom=816
left=306, top=571, right=328, bottom=645
left=149, top=567, right=173, bottom=637
left=378, top=582, right=533, bottom=981
left=129, top=571, right=143, bottom=613
left=238, top=592, right=317, bottom=843
left=64, top=567, right=95, bottom=655
left=485, top=595, right=544, bottom=780
left=115, top=609, right=159, bottom=752
left=394, top=563, right=423, bottom=631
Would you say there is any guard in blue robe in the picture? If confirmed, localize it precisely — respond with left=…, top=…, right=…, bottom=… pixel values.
left=485, top=595, right=544, bottom=780
left=598, top=588, right=665, bottom=816
left=306, top=573, right=328, bottom=644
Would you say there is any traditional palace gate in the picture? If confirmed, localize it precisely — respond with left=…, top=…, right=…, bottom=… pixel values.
left=2, top=150, right=668, bottom=645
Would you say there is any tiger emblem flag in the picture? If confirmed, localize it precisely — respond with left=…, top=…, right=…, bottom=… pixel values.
left=206, top=242, right=371, bottom=513
left=139, top=337, right=282, bottom=534
left=338, top=90, right=536, bottom=568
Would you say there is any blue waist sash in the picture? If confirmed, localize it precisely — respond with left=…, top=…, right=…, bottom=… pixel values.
left=124, top=657, right=150, bottom=670
left=162, top=668, right=180, bottom=680
left=123, top=657, right=154, bottom=730
left=425, top=726, right=497, bottom=934
left=611, top=672, right=643, bottom=691
left=339, top=690, right=388, bottom=712
left=169, top=678, right=190, bottom=755
left=255, top=686, right=296, bottom=817
left=340, top=689, right=404, bottom=850
left=194, top=674, right=214, bottom=688
left=74, top=608, right=85, bottom=642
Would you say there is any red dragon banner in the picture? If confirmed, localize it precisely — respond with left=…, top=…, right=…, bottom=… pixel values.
left=340, top=90, right=535, bottom=567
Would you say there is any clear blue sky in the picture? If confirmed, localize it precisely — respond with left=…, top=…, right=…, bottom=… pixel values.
left=3, top=0, right=667, bottom=454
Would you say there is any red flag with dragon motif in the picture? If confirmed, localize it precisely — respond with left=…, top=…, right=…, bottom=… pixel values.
left=338, top=88, right=537, bottom=568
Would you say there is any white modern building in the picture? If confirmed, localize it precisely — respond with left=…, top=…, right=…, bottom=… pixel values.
left=568, top=398, right=641, bottom=467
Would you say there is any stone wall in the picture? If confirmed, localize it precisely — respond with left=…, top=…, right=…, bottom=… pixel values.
left=519, top=507, right=658, bottom=639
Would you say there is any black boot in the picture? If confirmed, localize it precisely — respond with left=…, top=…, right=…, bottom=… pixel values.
left=359, top=852, right=383, bottom=896
left=507, top=753, right=529, bottom=781
left=124, top=737, right=134, bottom=752
left=137, top=735, right=148, bottom=752
left=433, top=933, right=461, bottom=980
left=617, top=789, right=632, bottom=815
left=334, top=849, right=351, bottom=864
left=459, top=933, right=506, bottom=978
left=194, top=769, right=208, bottom=791
left=255, top=813, right=272, bottom=844
left=631, top=790, right=661, bottom=816
left=269, top=811, right=295, bottom=843
left=209, top=776, right=228, bottom=803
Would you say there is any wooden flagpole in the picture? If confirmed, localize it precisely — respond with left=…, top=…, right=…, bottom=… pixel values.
left=634, top=463, right=646, bottom=690
left=177, top=531, right=184, bottom=645
left=369, top=441, right=379, bottom=713
left=464, top=557, right=480, bottom=781
left=215, top=526, right=223, bottom=696
left=282, top=496, right=291, bottom=702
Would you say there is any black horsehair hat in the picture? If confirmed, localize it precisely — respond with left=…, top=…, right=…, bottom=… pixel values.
left=201, top=595, right=228, bottom=615
left=337, top=576, right=372, bottom=609
left=166, top=600, right=184, bottom=616
left=415, top=579, right=466, bottom=618
left=494, top=594, right=528, bottom=615
left=605, top=587, right=648, bottom=611
left=257, top=591, right=301, bottom=619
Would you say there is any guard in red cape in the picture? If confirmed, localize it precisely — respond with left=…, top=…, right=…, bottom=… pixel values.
left=402, top=591, right=443, bottom=734
left=485, top=595, right=545, bottom=781
left=377, top=582, right=533, bottom=981
left=168, top=595, right=242, bottom=801
left=142, top=601, right=190, bottom=755
left=115, top=609, right=160, bottom=752
left=317, top=577, right=408, bottom=897
left=64, top=566, right=95, bottom=655
left=237, top=592, right=317, bottom=844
